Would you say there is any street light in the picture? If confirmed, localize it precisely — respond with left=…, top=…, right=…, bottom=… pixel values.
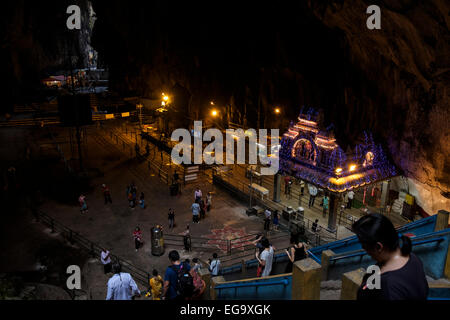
left=211, top=109, right=218, bottom=117
left=274, top=107, right=281, bottom=114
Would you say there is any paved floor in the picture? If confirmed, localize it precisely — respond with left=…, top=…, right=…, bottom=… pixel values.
left=38, top=125, right=290, bottom=291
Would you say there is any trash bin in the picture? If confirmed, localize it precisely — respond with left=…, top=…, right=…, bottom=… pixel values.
left=282, top=206, right=294, bottom=221
left=151, top=225, right=165, bottom=256
left=296, top=207, right=304, bottom=220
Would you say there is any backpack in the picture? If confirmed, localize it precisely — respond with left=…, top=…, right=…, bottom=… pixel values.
left=171, top=263, right=194, bottom=298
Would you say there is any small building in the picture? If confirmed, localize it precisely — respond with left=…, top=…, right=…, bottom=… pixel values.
left=278, top=111, right=398, bottom=231
left=41, top=75, right=65, bottom=88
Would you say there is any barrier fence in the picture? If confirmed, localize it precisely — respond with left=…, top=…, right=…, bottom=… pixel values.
left=35, top=210, right=151, bottom=287
left=211, top=167, right=338, bottom=242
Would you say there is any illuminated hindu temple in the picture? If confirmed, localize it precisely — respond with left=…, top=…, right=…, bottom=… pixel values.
left=277, top=110, right=399, bottom=231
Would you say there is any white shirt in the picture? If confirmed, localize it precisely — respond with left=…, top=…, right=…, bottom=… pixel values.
left=106, top=273, right=140, bottom=300
left=348, top=191, right=355, bottom=199
left=195, top=190, right=202, bottom=199
left=265, top=210, right=271, bottom=219
left=308, top=185, right=318, bottom=196
left=209, top=259, right=221, bottom=276
left=260, top=246, right=274, bottom=277
left=101, top=251, right=111, bottom=265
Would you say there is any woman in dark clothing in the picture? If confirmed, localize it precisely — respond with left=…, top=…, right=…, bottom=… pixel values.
left=353, top=213, right=429, bottom=300
left=284, top=235, right=308, bottom=273
left=168, top=208, right=175, bottom=230
left=199, top=199, right=206, bottom=220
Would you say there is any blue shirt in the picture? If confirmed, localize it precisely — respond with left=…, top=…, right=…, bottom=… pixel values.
left=323, top=197, right=329, bottom=209
left=164, top=263, right=191, bottom=299
left=106, top=273, right=140, bottom=300
left=191, top=203, right=200, bottom=215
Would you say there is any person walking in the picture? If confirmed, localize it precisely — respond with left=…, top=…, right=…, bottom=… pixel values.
left=284, top=235, right=308, bottom=273
left=311, top=219, right=319, bottom=233
left=353, top=213, right=429, bottom=300
left=183, top=225, right=191, bottom=252
left=253, top=235, right=266, bottom=277
left=192, top=258, right=202, bottom=273
left=102, top=184, right=112, bottom=204
left=194, top=187, right=202, bottom=202
left=264, top=209, right=271, bottom=234
left=206, top=192, right=212, bottom=212
left=149, top=269, right=164, bottom=300
left=256, top=238, right=274, bottom=277
left=191, top=200, right=200, bottom=224
left=308, top=184, right=318, bottom=208
left=323, top=194, right=329, bottom=218
left=162, top=250, right=193, bottom=300
left=207, top=253, right=221, bottom=277
left=168, top=208, right=175, bottom=230
left=139, top=192, right=145, bottom=209
left=133, top=227, right=143, bottom=252
left=131, top=187, right=137, bottom=209
left=79, top=194, right=88, bottom=214
left=106, top=263, right=140, bottom=300
left=272, top=210, right=279, bottom=231
left=300, top=180, right=305, bottom=196
left=284, top=176, right=291, bottom=195
left=347, top=190, right=355, bottom=209
left=101, top=248, right=112, bottom=274
left=199, top=198, right=206, bottom=220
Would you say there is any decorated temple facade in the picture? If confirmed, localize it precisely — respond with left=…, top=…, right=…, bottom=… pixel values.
left=279, top=112, right=398, bottom=193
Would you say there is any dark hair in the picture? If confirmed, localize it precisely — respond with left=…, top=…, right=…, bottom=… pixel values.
left=352, top=213, right=412, bottom=256
left=112, top=262, right=122, bottom=274
left=152, top=269, right=159, bottom=276
left=261, top=238, right=270, bottom=248
left=193, top=258, right=199, bottom=263
left=212, top=253, right=218, bottom=259
left=168, top=250, right=180, bottom=262
left=290, top=234, right=298, bottom=244
left=184, top=258, right=190, bottom=264
left=314, top=219, right=319, bottom=223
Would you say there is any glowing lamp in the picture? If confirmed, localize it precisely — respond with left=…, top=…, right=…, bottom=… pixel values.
left=335, top=168, right=343, bottom=174
left=211, top=110, right=218, bottom=117
left=275, top=108, right=281, bottom=114
left=349, top=164, right=357, bottom=172
left=163, top=96, right=169, bottom=101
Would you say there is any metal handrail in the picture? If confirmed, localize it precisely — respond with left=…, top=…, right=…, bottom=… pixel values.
left=36, top=210, right=150, bottom=286
left=329, top=236, right=446, bottom=262
left=215, top=279, right=289, bottom=290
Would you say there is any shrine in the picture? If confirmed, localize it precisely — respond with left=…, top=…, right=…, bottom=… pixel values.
left=276, top=110, right=398, bottom=232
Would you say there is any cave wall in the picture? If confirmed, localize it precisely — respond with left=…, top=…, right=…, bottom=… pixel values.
left=89, top=0, right=449, bottom=215
left=1, top=1, right=448, bottom=215
left=306, top=0, right=450, bottom=215
left=0, top=0, right=94, bottom=106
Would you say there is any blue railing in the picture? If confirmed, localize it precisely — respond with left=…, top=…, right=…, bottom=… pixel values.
left=216, top=279, right=289, bottom=290
left=329, top=235, right=446, bottom=263
left=215, top=275, right=292, bottom=300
